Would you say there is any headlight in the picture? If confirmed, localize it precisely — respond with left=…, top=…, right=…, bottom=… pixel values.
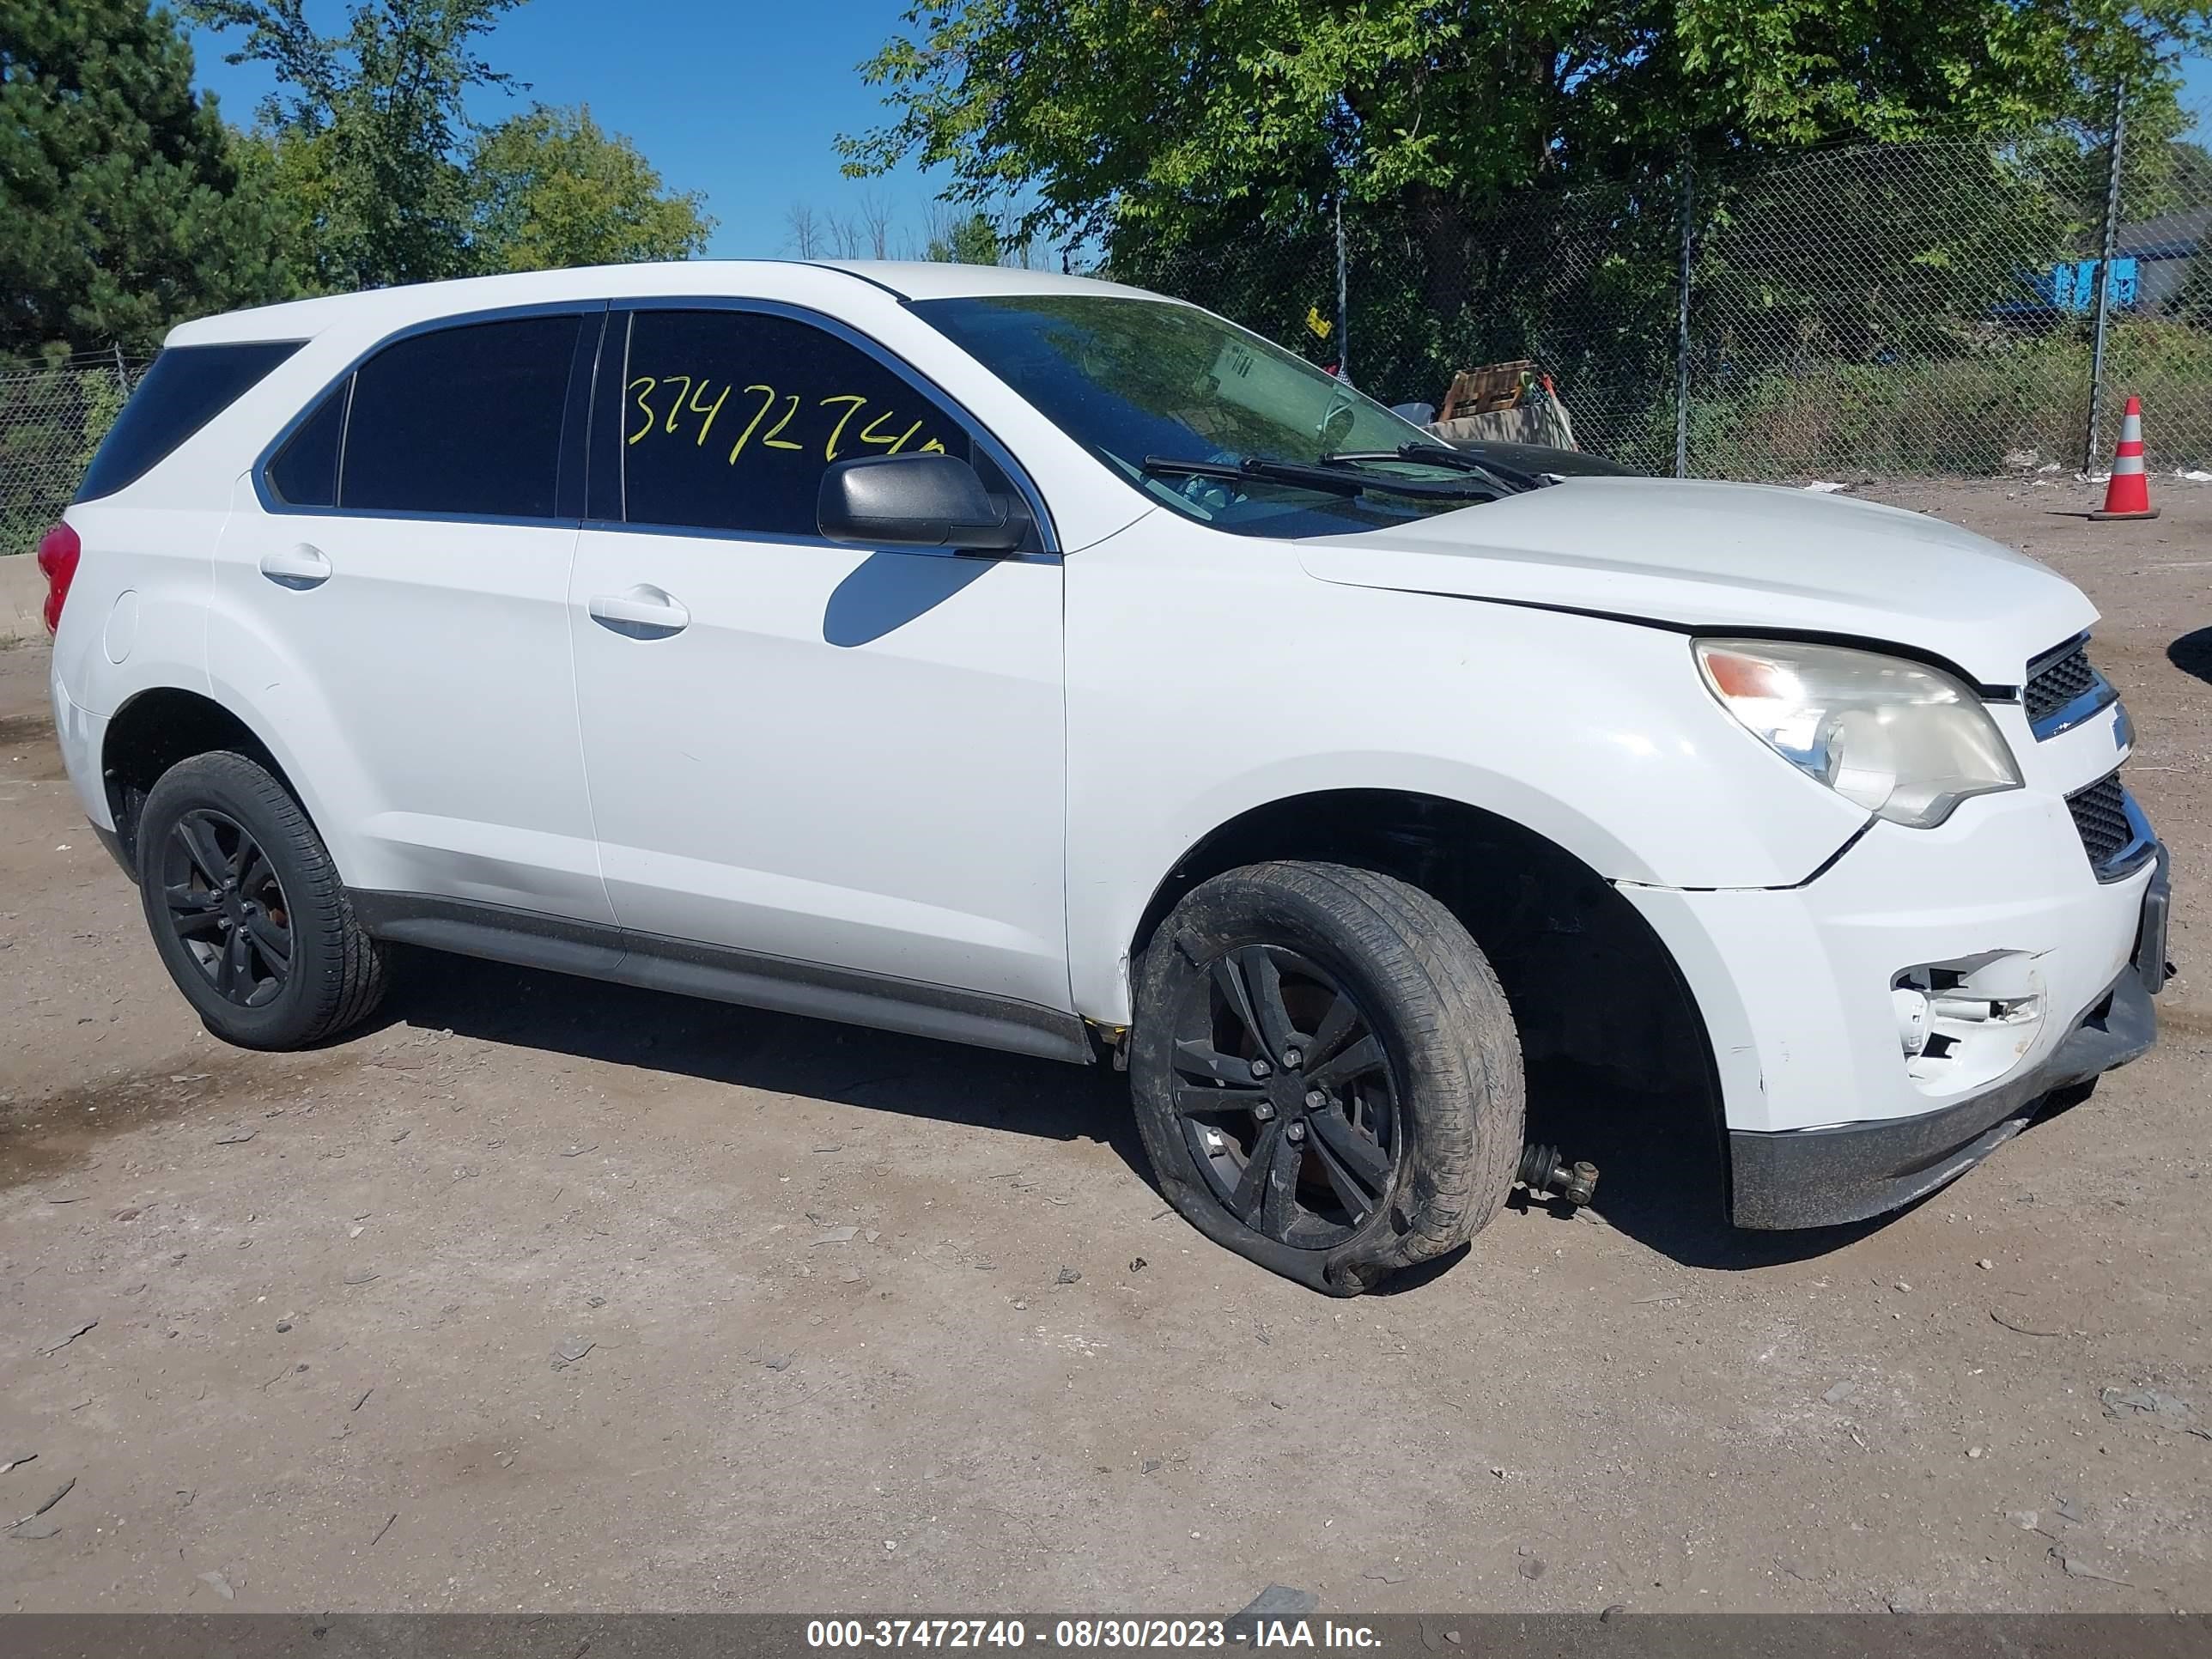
left=1694, top=638, right=2022, bottom=829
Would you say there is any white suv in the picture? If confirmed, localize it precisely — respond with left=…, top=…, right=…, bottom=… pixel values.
left=41, top=261, right=2168, bottom=1293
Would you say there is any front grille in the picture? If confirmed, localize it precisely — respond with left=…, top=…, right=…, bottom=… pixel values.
left=2067, top=772, right=2132, bottom=870
left=2024, top=639, right=2100, bottom=728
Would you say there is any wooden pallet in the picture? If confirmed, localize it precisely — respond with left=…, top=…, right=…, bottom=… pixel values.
left=1438, top=360, right=1538, bottom=423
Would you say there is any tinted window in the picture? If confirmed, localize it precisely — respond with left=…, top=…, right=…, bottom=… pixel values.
left=266, top=380, right=348, bottom=507
left=617, top=310, right=968, bottom=537
left=76, top=342, right=300, bottom=501
left=342, top=316, right=580, bottom=517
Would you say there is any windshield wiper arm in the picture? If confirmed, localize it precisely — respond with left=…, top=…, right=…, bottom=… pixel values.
left=1141, top=454, right=1498, bottom=502
left=1142, top=456, right=1364, bottom=497
left=1323, top=444, right=1540, bottom=492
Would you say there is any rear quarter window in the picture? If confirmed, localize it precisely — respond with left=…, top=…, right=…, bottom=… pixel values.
left=76, top=342, right=301, bottom=501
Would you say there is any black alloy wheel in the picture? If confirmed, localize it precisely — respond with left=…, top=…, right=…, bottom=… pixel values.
left=1128, top=861, right=1525, bottom=1295
left=159, top=809, right=294, bottom=1007
left=135, top=750, right=389, bottom=1048
left=1170, top=945, right=1400, bottom=1249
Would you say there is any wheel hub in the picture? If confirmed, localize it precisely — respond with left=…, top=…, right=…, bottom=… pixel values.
left=1260, top=1062, right=1312, bottom=1119
left=1254, top=1046, right=1343, bottom=1121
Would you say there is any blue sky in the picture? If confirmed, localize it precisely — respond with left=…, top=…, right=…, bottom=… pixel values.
left=183, top=0, right=971, bottom=260
left=184, top=3, right=2212, bottom=264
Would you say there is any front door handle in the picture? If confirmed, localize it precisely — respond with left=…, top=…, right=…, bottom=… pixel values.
left=587, top=584, right=690, bottom=641
left=259, top=543, right=331, bottom=591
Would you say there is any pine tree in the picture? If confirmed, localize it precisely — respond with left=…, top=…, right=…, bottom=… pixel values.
left=0, top=1, right=289, bottom=356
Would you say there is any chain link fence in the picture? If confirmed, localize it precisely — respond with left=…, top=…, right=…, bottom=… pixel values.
left=1, top=351, right=143, bottom=558
left=1683, top=134, right=2113, bottom=478
left=1127, top=74, right=2212, bottom=482
left=8, top=80, right=2208, bottom=532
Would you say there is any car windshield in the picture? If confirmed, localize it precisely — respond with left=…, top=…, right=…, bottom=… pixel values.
left=912, top=293, right=1502, bottom=538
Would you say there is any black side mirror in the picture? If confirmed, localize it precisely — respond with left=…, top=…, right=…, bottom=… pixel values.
left=817, top=453, right=1028, bottom=554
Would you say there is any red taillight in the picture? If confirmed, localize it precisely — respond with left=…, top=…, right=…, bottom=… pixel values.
left=34, top=522, right=81, bottom=635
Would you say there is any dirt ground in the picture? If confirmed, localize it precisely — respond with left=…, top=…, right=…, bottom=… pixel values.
left=2, top=477, right=2208, bottom=1617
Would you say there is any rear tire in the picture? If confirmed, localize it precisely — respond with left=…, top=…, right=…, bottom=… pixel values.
left=136, top=751, right=388, bottom=1049
left=1129, top=861, right=1524, bottom=1295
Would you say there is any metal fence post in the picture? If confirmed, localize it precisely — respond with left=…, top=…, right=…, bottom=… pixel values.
left=1674, top=156, right=1694, bottom=478
left=2084, top=77, right=2127, bottom=472
left=1334, top=191, right=1352, bottom=383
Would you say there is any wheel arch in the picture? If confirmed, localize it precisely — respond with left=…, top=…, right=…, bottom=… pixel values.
left=100, top=687, right=315, bottom=878
left=1124, top=787, right=1729, bottom=1202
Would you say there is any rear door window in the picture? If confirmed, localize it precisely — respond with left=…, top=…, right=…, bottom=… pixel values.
left=76, top=342, right=301, bottom=501
left=338, top=315, right=582, bottom=518
left=611, top=309, right=969, bottom=538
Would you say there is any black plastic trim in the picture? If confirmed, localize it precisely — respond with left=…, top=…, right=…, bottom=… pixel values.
left=1729, top=853, right=2167, bottom=1230
left=2061, top=771, right=2159, bottom=884
left=820, top=263, right=915, bottom=301
left=2024, top=633, right=2119, bottom=740
left=90, top=822, right=132, bottom=879
left=2104, top=784, right=2160, bottom=883
left=2024, top=631, right=2087, bottom=678
left=2136, top=843, right=2172, bottom=993
left=555, top=311, right=605, bottom=522
left=347, top=891, right=1095, bottom=1066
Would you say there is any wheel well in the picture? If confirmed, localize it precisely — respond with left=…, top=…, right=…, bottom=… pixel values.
left=1131, top=790, right=1726, bottom=1190
left=101, top=690, right=300, bottom=877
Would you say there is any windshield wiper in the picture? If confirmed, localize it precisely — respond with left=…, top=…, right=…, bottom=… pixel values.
left=1141, top=454, right=1499, bottom=503
left=1322, top=443, right=1542, bottom=492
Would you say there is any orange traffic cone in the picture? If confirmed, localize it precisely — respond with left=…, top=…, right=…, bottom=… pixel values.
left=2091, top=396, right=2160, bottom=521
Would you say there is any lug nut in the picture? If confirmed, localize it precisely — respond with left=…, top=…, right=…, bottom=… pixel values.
left=1253, top=1101, right=1276, bottom=1122
left=1249, top=1058, right=1272, bottom=1079
left=1283, top=1047, right=1304, bottom=1068
left=1304, top=1089, right=1328, bottom=1112
left=1285, top=1122, right=1307, bottom=1145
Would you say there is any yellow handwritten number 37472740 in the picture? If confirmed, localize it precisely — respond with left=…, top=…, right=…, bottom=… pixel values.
left=626, top=375, right=945, bottom=465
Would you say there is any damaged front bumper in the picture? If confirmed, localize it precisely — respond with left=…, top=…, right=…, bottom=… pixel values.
left=1620, top=786, right=2169, bottom=1231
left=1729, top=949, right=2160, bottom=1229
left=1729, top=846, right=2168, bottom=1229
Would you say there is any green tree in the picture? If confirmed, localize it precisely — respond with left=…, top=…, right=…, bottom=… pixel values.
left=0, top=0, right=290, bottom=356
left=468, top=104, right=714, bottom=271
left=925, top=210, right=1000, bottom=264
left=190, top=0, right=526, bottom=289
left=842, top=0, right=2209, bottom=265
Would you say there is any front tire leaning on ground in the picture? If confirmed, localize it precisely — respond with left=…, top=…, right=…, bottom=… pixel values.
left=1128, top=861, right=1525, bottom=1295
left=135, top=750, right=389, bottom=1050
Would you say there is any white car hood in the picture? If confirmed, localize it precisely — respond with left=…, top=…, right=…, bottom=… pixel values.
left=1297, top=477, right=2095, bottom=684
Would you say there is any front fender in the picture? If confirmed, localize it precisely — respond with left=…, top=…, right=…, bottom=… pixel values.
left=1062, top=522, right=1869, bottom=1022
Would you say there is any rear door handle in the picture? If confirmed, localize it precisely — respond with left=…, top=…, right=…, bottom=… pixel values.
left=587, top=584, right=690, bottom=640
left=259, top=543, right=331, bottom=591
